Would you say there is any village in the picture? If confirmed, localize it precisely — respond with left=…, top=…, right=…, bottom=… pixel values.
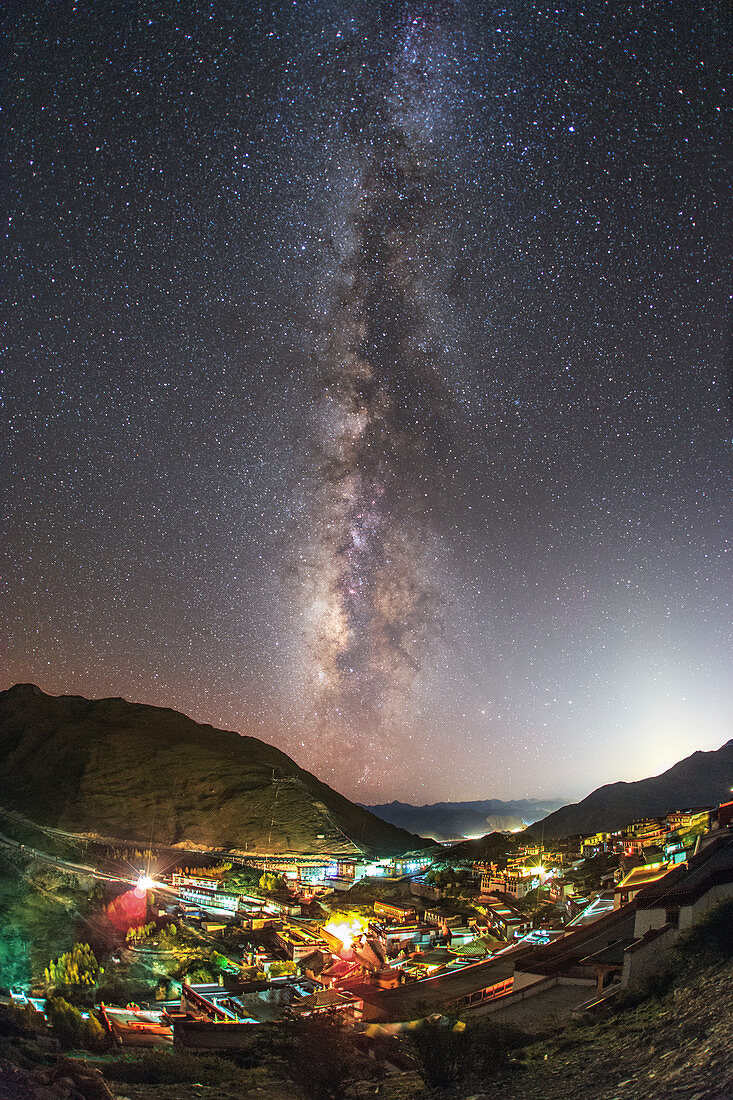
left=8, top=795, right=732, bottom=1058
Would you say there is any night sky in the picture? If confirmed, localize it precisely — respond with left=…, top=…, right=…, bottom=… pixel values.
left=3, top=1, right=730, bottom=805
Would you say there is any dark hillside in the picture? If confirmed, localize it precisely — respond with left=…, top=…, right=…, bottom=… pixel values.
left=525, top=740, right=733, bottom=840
left=0, top=684, right=427, bottom=856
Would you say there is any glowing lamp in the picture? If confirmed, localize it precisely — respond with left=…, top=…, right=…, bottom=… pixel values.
left=322, top=915, right=367, bottom=954
left=323, top=921, right=355, bottom=949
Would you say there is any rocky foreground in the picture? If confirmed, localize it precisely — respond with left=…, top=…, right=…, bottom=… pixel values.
left=459, top=962, right=733, bottom=1100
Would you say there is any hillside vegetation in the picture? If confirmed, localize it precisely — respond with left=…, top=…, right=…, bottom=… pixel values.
left=0, top=685, right=427, bottom=856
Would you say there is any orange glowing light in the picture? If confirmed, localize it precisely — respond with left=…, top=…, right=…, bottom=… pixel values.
left=134, top=874, right=155, bottom=897
left=322, top=917, right=366, bottom=950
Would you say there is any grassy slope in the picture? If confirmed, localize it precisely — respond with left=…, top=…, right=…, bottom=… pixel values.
left=0, top=685, right=426, bottom=856
left=472, top=962, right=733, bottom=1100
left=0, top=849, right=93, bottom=989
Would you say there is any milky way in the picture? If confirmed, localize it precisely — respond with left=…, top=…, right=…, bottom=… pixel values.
left=296, top=10, right=462, bottom=775
left=2, top=1, right=730, bottom=802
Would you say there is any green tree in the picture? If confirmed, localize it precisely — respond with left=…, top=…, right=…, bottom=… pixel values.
left=44, top=943, right=101, bottom=990
left=158, top=922, right=178, bottom=949
left=125, top=921, right=156, bottom=945
left=45, top=996, right=105, bottom=1049
left=223, top=865, right=260, bottom=888
left=268, top=960, right=297, bottom=977
left=259, top=872, right=284, bottom=892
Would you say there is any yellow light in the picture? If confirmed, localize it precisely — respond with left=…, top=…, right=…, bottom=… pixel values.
left=137, top=874, right=155, bottom=891
left=322, top=915, right=367, bottom=950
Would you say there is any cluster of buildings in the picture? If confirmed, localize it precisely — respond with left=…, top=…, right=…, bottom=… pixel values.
left=154, top=802, right=729, bottom=1037
left=567, top=804, right=730, bottom=910
left=12, top=797, right=731, bottom=1050
left=471, top=801, right=733, bottom=925
left=257, top=853, right=434, bottom=893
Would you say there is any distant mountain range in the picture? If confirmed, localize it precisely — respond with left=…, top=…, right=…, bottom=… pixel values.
left=440, top=831, right=520, bottom=863
left=0, top=685, right=427, bottom=857
left=364, top=798, right=566, bottom=842
left=524, top=739, right=733, bottom=841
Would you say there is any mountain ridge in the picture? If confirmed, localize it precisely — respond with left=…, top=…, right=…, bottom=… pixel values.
left=0, top=684, right=428, bottom=857
left=365, top=796, right=565, bottom=841
left=524, top=738, right=733, bottom=840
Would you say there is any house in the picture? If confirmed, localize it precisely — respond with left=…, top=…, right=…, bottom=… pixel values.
left=373, top=900, right=416, bottom=923
left=274, top=925, right=327, bottom=961
left=480, top=897, right=530, bottom=940
left=422, top=904, right=464, bottom=927
left=580, top=832, right=612, bottom=857
left=448, top=937, right=491, bottom=961
left=369, top=920, right=434, bottom=955
left=665, top=808, right=711, bottom=834
left=172, top=873, right=222, bottom=891
left=716, top=801, right=733, bottom=830
left=547, top=877, right=575, bottom=905
left=405, top=946, right=454, bottom=975
left=291, top=988, right=363, bottom=1018
left=613, top=831, right=733, bottom=988
left=170, top=875, right=249, bottom=914
left=565, top=890, right=616, bottom=929
left=389, top=855, right=434, bottom=876
left=444, top=924, right=476, bottom=947
left=613, top=863, right=671, bottom=909
left=317, top=957, right=362, bottom=988
left=481, top=869, right=535, bottom=899
left=169, top=977, right=323, bottom=1042
left=100, top=1005, right=173, bottom=1047
left=632, top=829, right=733, bottom=938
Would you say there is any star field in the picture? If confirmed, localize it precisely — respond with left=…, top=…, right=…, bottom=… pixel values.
left=2, top=0, right=730, bottom=803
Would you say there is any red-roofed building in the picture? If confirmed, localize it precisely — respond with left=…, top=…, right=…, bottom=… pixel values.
left=717, top=801, right=733, bottom=830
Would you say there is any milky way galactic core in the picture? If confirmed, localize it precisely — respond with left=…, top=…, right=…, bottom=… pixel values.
left=297, top=10, right=459, bottom=780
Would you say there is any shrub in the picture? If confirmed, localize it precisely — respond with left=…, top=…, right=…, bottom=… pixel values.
left=3, top=1002, right=44, bottom=1036
left=404, top=1015, right=526, bottom=1089
left=273, top=1018, right=376, bottom=1100
left=673, top=897, right=733, bottom=968
left=268, top=960, right=297, bottom=977
left=104, top=1049, right=239, bottom=1085
left=45, top=997, right=105, bottom=1049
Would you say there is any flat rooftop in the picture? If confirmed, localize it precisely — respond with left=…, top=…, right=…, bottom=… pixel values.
left=353, top=954, right=515, bottom=1021
left=636, top=831, right=733, bottom=907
